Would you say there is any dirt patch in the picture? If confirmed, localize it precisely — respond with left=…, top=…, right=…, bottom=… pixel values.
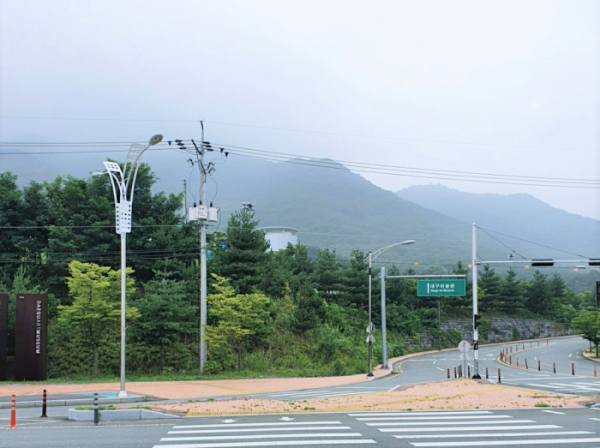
left=152, top=379, right=590, bottom=416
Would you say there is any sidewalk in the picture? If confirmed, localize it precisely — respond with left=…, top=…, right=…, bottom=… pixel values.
left=0, top=366, right=390, bottom=409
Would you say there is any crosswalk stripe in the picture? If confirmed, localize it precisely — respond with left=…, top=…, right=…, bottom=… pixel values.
left=313, top=392, right=368, bottom=399
left=394, top=431, right=592, bottom=439
left=368, top=419, right=534, bottom=426
left=174, top=422, right=341, bottom=429
left=161, top=433, right=363, bottom=441
left=411, top=438, right=600, bottom=447
left=169, top=426, right=352, bottom=434
left=268, top=391, right=329, bottom=398
left=349, top=411, right=493, bottom=417
left=526, top=384, right=563, bottom=389
left=356, top=415, right=512, bottom=421
left=542, top=410, right=565, bottom=415
left=379, top=425, right=560, bottom=432
left=154, top=440, right=377, bottom=447
left=267, top=391, right=318, bottom=397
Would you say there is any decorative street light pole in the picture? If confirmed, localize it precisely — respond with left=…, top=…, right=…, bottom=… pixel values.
left=365, top=240, right=415, bottom=376
left=96, top=134, right=162, bottom=398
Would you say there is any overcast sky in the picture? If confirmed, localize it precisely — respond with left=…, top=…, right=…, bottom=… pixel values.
left=1, top=0, right=598, bottom=219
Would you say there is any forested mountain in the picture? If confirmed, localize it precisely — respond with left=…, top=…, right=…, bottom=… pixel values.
left=3, top=141, right=598, bottom=270
left=396, top=184, right=600, bottom=260
left=1, top=166, right=597, bottom=380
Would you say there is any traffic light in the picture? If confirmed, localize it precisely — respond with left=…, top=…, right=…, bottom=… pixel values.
left=474, top=314, right=481, bottom=329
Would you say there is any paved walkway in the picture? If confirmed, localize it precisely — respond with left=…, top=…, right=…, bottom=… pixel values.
left=0, top=365, right=395, bottom=404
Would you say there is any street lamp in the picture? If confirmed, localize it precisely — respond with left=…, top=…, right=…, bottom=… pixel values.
left=364, top=240, right=415, bottom=376
left=94, top=134, right=163, bottom=398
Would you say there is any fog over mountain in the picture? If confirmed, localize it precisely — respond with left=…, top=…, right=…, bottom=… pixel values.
left=3, top=141, right=599, bottom=272
left=397, top=184, right=600, bottom=261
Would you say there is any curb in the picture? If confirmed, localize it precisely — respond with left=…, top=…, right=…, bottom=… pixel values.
left=67, top=408, right=179, bottom=421
left=380, top=336, right=570, bottom=379
left=582, top=351, right=600, bottom=364
left=496, top=346, right=598, bottom=378
left=0, top=395, right=147, bottom=410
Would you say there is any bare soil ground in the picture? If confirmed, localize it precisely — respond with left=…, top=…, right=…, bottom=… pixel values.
left=152, top=379, right=598, bottom=416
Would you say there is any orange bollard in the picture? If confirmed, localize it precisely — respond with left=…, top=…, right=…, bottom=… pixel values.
left=9, top=394, right=16, bottom=429
left=517, top=358, right=519, bottom=367
left=594, top=365, right=597, bottom=378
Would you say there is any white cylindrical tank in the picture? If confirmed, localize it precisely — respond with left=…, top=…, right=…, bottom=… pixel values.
left=261, top=227, right=299, bottom=251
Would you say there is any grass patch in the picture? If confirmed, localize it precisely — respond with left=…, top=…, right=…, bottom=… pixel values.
left=534, top=403, right=550, bottom=408
left=74, top=405, right=116, bottom=411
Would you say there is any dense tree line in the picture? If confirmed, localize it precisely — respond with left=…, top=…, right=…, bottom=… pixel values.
left=0, top=169, right=597, bottom=378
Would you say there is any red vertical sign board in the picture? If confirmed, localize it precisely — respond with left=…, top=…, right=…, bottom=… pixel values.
left=0, top=293, right=7, bottom=380
left=14, top=294, right=47, bottom=381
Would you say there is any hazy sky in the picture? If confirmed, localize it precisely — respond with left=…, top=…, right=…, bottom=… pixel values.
left=1, top=1, right=598, bottom=218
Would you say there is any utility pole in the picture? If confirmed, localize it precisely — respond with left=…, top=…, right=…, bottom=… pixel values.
left=472, top=223, right=481, bottom=378
left=183, top=179, right=187, bottom=223
left=192, top=122, right=208, bottom=373
left=175, top=124, right=220, bottom=374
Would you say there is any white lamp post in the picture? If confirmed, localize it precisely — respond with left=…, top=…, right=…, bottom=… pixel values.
left=364, top=240, right=415, bottom=376
left=94, top=134, right=163, bottom=397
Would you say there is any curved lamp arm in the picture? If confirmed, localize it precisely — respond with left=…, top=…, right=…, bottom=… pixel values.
left=365, top=240, right=415, bottom=265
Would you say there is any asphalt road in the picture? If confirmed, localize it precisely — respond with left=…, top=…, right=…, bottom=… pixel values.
left=2, top=407, right=600, bottom=447
left=250, top=336, right=600, bottom=401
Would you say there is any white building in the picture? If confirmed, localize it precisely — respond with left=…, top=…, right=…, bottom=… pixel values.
left=261, top=226, right=299, bottom=251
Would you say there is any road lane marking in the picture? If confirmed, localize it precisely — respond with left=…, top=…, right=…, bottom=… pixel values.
left=169, top=427, right=352, bottom=434
left=350, top=411, right=493, bottom=417
left=394, top=431, right=592, bottom=439
left=155, top=441, right=377, bottom=447
left=411, top=438, right=600, bottom=447
left=356, top=415, right=513, bottom=421
left=268, top=390, right=332, bottom=398
left=379, top=425, right=560, bottom=432
left=174, top=422, right=342, bottom=429
left=542, top=410, right=565, bottom=415
left=527, top=384, right=563, bottom=389
left=367, top=419, right=534, bottom=426
left=161, top=433, right=364, bottom=441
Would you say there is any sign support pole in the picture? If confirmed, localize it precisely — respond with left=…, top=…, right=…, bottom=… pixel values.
left=472, top=223, right=481, bottom=378
left=380, top=267, right=387, bottom=369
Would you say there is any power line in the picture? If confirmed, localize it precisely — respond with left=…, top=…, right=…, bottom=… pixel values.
left=1, top=115, right=596, bottom=153
left=2, top=139, right=598, bottom=188
left=476, top=226, right=590, bottom=259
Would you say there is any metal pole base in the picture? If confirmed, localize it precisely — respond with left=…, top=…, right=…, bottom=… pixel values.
left=117, top=390, right=128, bottom=398
left=367, top=372, right=374, bottom=377
left=472, top=374, right=481, bottom=379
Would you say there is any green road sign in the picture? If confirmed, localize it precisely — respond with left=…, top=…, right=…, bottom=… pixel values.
left=417, top=279, right=466, bottom=297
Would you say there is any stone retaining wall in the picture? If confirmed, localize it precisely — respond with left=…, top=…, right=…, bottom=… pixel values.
left=419, top=318, right=571, bottom=348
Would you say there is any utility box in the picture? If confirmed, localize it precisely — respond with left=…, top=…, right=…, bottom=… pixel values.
left=207, top=207, right=218, bottom=222
left=188, top=205, right=209, bottom=222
